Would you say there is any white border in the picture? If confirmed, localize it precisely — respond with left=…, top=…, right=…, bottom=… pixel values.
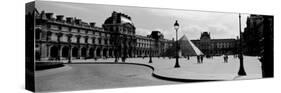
left=0, top=0, right=279, bottom=93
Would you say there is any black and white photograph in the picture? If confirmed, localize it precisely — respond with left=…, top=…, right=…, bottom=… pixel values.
left=24, top=0, right=273, bottom=92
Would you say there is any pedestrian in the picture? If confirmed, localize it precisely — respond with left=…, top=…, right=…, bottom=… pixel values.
left=200, top=55, right=204, bottom=63
left=223, top=54, right=225, bottom=63
left=225, top=55, right=228, bottom=63
left=197, top=56, right=200, bottom=64
left=223, top=54, right=228, bottom=63
left=94, top=57, right=97, bottom=61
left=122, top=56, right=126, bottom=62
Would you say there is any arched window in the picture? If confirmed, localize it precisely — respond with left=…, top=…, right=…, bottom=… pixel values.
left=50, top=46, right=59, bottom=58
left=89, top=48, right=94, bottom=58
left=62, top=46, right=69, bottom=58
left=81, top=47, right=87, bottom=57
left=72, top=47, right=79, bottom=58
left=96, top=48, right=101, bottom=57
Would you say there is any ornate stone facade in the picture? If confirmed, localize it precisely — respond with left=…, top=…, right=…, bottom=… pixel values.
left=191, top=32, right=239, bottom=56
left=34, top=11, right=173, bottom=61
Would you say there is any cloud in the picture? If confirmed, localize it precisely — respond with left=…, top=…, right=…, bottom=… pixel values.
left=179, top=25, right=207, bottom=40
left=37, top=1, right=249, bottom=40
left=135, top=28, right=151, bottom=36
left=146, top=8, right=248, bottom=39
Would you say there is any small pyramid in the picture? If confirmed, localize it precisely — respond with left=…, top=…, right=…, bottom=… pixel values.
left=179, top=35, right=204, bottom=56
left=163, top=35, right=203, bottom=57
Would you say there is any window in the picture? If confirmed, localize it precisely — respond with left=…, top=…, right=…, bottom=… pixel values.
left=58, top=26, right=62, bottom=30
left=98, top=38, right=101, bottom=44
left=47, top=24, right=50, bottom=28
left=104, top=39, right=107, bottom=45
left=68, top=27, right=72, bottom=32
left=61, top=26, right=68, bottom=31
left=85, top=38, right=88, bottom=43
left=92, top=38, right=95, bottom=44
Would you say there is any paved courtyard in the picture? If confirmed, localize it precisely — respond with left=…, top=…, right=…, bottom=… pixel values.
left=35, top=55, right=262, bottom=92
left=35, top=64, right=178, bottom=92
left=62, top=55, right=262, bottom=80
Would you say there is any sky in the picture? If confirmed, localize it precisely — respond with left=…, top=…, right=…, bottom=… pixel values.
left=36, top=1, right=250, bottom=40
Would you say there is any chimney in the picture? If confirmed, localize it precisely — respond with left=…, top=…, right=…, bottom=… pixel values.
left=45, top=13, right=53, bottom=19
left=90, top=22, right=96, bottom=27
left=66, top=17, right=73, bottom=23
left=56, top=15, right=64, bottom=21
left=74, top=18, right=81, bottom=25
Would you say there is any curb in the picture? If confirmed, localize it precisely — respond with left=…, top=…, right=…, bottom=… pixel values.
left=65, top=62, right=219, bottom=82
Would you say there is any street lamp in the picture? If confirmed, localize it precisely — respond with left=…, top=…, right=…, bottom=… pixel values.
left=238, top=14, right=246, bottom=76
left=149, top=35, right=153, bottom=63
left=174, top=20, right=180, bottom=68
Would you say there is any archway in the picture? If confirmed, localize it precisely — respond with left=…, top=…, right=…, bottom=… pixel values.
left=103, top=48, right=107, bottom=57
left=50, top=46, right=59, bottom=58
left=72, top=47, right=78, bottom=58
left=62, top=46, right=69, bottom=58
left=96, top=48, right=101, bottom=57
left=81, top=47, right=87, bottom=58
left=89, top=48, right=94, bottom=58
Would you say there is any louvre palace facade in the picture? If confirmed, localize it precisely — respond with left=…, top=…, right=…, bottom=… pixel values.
left=34, top=10, right=173, bottom=61
left=191, top=32, right=239, bottom=56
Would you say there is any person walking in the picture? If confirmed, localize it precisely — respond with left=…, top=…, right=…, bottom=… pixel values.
left=223, top=54, right=226, bottom=63
left=197, top=56, right=201, bottom=64
left=200, top=55, right=204, bottom=63
left=225, top=55, right=228, bottom=63
left=223, top=54, right=228, bottom=63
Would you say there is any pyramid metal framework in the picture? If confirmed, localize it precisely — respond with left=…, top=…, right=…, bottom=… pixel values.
left=164, top=35, right=204, bottom=57
left=179, top=35, right=204, bottom=56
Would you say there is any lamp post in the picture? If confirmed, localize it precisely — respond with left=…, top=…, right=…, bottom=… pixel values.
left=148, top=35, right=153, bottom=63
left=238, top=14, right=246, bottom=76
left=174, top=20, right=180, bottom=68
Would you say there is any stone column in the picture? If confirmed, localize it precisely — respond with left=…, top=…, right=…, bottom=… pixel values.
left=69, top=46, right=72, bottom=60
left=86, top=47, right=90, bottom=59
left=93, top=47, right=97, bottom=58
left=58, top=46, right=63, bottom=60
left=100, top=48, right=103, bottom=58
left=78, top=47, right=81, bottom=59
left=76, top=35, right=81, bottom=59
left=66, top=34, right=73, bottom=63
left=46, top=44, right=50, bottom=59
left=106, top=48, right=109, bottom=58
left=111, top=49, right=115, bottom=58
